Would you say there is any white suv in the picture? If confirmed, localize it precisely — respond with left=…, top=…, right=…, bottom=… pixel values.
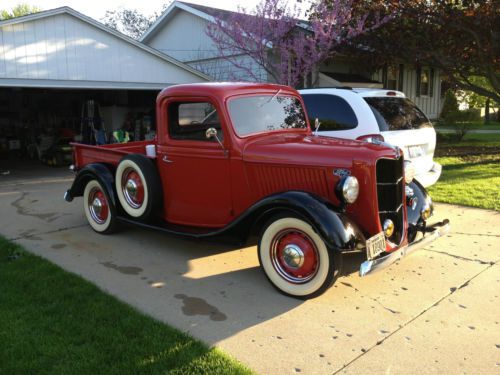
left=299, top=88, right=441, bottom=187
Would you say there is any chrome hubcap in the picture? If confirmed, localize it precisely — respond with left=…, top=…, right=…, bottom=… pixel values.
left=92, top=197, right=103, bottom=217
left=125, top=179, right=138, bottom=201
left=282, top=244, right=304, bottom=269
left=88, top=187, right=108, bottom=224
left=121, top=168, right=144, bottom=209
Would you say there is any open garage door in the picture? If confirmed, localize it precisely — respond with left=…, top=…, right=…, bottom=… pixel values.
left=0, top=87, right=158, bottom=176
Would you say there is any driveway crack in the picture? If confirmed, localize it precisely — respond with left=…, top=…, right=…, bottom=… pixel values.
left=422, top=248, right=495, bottom=265
left=333, top=262, right=496, bottom=374
left=8, top=224, right=88, bottom=241
left=450, top=231, right=500, bottom=238
left=340, top=282, right=401, bottom=315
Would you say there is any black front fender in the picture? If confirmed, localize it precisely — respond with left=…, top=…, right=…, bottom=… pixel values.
left=64, top=163, right=117, bottom=207
left=407, top=179, right=433, bottom=227
left=228, top=191, right=366, bottom=252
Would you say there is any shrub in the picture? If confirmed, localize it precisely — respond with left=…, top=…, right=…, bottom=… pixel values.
left=440, top=90, right=460, bottom=122
left=460, top=108, right=481, bottom=122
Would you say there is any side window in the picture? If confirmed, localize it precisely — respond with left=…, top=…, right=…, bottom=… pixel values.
left=168, top=101, right=223, bottom=142
left=302, top=94, right=358, bottom=131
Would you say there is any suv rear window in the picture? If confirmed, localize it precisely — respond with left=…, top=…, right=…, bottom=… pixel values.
left=302, top=94, right=358, bottom=131
left=364, top=97, right=432, bottom=131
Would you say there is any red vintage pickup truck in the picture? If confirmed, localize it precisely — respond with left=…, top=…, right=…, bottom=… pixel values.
left=65, top=82, right=449, bottom=298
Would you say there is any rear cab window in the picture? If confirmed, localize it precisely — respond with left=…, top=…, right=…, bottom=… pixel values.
left=168, top=101, right=223, bottom=142
left=364, top=97, right=432, bottom=131
left=301, top=94, right=358, bottom=131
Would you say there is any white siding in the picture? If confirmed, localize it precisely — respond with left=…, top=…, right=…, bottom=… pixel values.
left=146, top=9, right=268, bottom=82
left=372, top=66, right=443, bottom=119
left=0, top=13, right=205, bottom=88
left=189, top=55, right=267, bottom=82
left=147, top=10, right=217, bottom=62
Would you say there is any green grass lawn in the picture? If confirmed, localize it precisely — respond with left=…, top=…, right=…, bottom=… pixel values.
left=435, top=120, right=500, bottom=130
left=442, top=133, right=500, bottom=148
left=428, top=155, right=500, bottom=210
left=0, top=237, right=252, bottom=375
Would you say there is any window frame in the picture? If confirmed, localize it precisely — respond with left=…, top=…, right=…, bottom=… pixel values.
left=165, top=97, right=227, bottom=147
left=418, top=68, right=431, bottom=97
left=386, top=65, right=399, bottom=91
left=225, top=93, right=309, bottom=139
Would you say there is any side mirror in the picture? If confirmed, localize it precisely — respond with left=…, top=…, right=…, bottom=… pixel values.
left=205, top=127, right=227, bottom=156
left=314, top=118, right=321, bottom=136
left=205, top=127, right=218, bottom=139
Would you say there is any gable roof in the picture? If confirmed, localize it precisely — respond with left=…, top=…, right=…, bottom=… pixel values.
left=0, top=6, right=211, bottom=81
left=140, top=1, right=309, bottom=43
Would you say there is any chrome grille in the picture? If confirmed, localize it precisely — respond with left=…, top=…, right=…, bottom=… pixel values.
left=376, top=157, right=404, bottom=244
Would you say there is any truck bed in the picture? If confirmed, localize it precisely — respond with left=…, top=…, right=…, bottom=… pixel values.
left=72, top=140, right=154, bottom=169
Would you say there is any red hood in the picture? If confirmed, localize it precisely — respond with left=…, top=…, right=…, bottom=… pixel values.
left=242, top=133, right=399, bottom=167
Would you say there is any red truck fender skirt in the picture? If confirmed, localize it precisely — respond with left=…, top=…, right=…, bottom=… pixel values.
left=64, top=163, right=117, bottom=208
left=116, top=191, right=365, bottom=253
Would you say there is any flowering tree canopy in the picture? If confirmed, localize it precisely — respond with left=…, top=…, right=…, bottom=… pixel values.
left=340, top=0, right=499, bottom=104
left=206, top=0, right=389, bottom=87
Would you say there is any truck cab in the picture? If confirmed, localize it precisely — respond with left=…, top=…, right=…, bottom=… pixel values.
left=65, top=83, right=449, bottom=298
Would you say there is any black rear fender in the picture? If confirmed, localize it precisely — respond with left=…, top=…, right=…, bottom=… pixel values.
left=65, top=163, right=117, bottom=207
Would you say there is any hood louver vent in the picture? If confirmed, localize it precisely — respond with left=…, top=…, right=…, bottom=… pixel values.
left=250, top=165, right=329, bottom=198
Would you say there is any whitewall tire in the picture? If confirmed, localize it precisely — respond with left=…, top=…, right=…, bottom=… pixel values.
left=115, top=154, right=161, bottom=220
left=258, top=216, right=340, bottom=298
left=83, top=179, right=116, bottom=234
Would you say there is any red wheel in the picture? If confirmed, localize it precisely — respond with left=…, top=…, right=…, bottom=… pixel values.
left=83, top=180, right=116, bottom=233
left=121, top=168, right=145, bottom=209
left=258, top=216, right=341, bottom=298
left=270, top=229, right=319, bottom=284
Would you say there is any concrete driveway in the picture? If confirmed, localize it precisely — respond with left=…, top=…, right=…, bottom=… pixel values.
left=1, top=171, right=499, bottom=374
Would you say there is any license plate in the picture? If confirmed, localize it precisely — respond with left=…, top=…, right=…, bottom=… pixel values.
left=408, top=145, right=424, bottom=158
left=366, top=232, right=386, bottom=260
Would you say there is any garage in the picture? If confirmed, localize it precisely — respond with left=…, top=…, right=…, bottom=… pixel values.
left=0, top=7, right=209, bottom=173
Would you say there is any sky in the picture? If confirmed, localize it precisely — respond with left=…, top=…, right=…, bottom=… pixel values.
left=1, top=0, right=264, bottom=21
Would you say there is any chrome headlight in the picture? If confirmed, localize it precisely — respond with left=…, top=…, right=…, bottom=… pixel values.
left=404, top=160, right=415, bottom=184
left=383, top=219, right=394, bottom=238
left=421, top=204, right=432, bottom=220
left=338, top=176, right=359, bottom=204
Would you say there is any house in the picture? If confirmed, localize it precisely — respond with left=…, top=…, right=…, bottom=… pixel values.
left=0, top=6, right=210, bottom=161
left=141, top=1, right=443, bottom=119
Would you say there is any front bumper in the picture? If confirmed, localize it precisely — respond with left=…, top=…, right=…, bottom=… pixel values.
left=359, top=219, right=450, bottom=277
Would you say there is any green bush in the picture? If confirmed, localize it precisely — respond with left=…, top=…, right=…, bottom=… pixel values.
left=459, top=108, right=481, bottom=122
left=438, top=90, right=460, bottom=125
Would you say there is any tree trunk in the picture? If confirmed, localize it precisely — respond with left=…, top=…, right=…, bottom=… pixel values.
left=484, top=98, right=490, bottom=124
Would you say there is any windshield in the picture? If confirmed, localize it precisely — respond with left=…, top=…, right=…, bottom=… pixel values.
left=364, top=97, right=432, bottom=131
left=228, top=95, right=307, bottom=137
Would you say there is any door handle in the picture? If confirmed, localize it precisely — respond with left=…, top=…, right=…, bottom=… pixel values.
left=162, top=155, right=173, bottom=163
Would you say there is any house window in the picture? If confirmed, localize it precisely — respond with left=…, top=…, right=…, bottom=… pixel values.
left=383, top=64, right=404, bottom=91
left=386, top=66, right=399, bottom=90
left=419, top=69, right=431, bottom=96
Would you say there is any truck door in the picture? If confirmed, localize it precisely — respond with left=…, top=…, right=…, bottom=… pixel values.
left=156, top=98, right=233, bottom=227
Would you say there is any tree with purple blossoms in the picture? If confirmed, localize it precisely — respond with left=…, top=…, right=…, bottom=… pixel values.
left=206, top=0, right=389, bottom=87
